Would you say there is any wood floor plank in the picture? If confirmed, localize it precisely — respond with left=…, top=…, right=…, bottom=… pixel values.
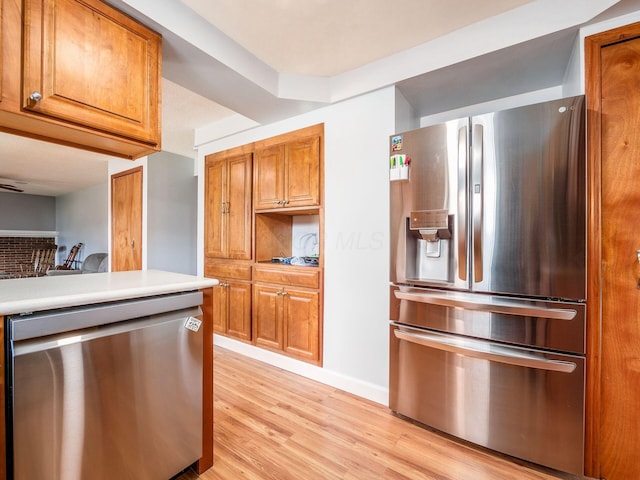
left=177, top=347, right=581, bottom=480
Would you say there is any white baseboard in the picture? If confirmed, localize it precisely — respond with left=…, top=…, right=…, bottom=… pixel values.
left=213, top=334, right=389, bottom=406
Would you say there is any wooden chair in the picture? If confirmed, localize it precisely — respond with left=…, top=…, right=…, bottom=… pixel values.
left=53, top=242, right=84, bottom=270
left=19, top=244, right=58, bottom=277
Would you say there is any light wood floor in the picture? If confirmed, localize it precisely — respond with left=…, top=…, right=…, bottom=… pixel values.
left=177, top=347, right=582, bottom=480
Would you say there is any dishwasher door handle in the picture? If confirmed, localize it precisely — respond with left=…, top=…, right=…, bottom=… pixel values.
left=393, top=327, right=577, bottom=373
left=394, top=290, right=577, bottom=320
left=13, top=306, right=202, bottom=356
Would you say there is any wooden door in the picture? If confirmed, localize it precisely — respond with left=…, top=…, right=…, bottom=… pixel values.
left=285, top=136, right=320, bottom=208
left=226, top=280, right=252, bottom=341
left=227, top=154, right=252, bottom=259
left=204, top=158, right=226, bottom=258
left=111, top=167, right=143, bottom=271
left=586, top=23, right=640, bottom=480
left=254, top=145, right=284, bottom=210
left=253, top=285, right=283, bottom=350
left=22, top=0, right=160, bottom=144
left=283, top=288, right=319, bottom=362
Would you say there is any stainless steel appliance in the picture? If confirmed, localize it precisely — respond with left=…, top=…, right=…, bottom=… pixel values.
left=6, top=292, right=204, bottom=480
left=389, top=95, right=586, bottom=475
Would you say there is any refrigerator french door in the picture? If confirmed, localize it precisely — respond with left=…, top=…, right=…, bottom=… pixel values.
left=389, top=95, right=586, bottom=475
left=390, top=95, right=585, bottom=298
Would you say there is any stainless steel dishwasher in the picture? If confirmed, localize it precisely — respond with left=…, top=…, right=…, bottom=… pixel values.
left=6, top=291, right=204, bottom=480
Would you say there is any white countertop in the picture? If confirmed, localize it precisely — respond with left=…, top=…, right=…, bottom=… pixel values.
left=0, top=270, right=218, bottom=315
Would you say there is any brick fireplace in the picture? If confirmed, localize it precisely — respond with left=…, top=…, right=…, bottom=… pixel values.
left=0, top=236, right=57, bottom=276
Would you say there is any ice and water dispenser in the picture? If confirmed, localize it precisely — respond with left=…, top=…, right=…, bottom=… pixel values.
left=404, top=209, right=453, bottom=283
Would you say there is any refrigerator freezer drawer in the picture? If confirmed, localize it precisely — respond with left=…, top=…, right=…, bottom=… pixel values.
left=389, top=324, right=585, bottom=476
left=395, top=287, right=585, bottom=355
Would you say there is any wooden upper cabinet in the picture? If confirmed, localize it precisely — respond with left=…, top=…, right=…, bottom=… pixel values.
left=204, top=151, right=252, bottom=260
left=286, top=136, right=320, bottom=208
left=23, top=0, right=160, bottom=144
left=254, top=131, right=321, bottom=211
left=0, top=0, right=4, bottom=105
left=0, top=0, right=161, bottom=159
left=254, top=144, right=285, bottom=210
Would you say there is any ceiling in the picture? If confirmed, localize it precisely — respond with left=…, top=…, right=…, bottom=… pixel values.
left=179, top=0, right=533, bottom=77
left=1, top=0, right=637, bottom=197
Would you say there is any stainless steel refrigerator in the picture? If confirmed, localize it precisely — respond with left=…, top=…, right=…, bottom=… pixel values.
left=389, top=95, right=586, bottom=475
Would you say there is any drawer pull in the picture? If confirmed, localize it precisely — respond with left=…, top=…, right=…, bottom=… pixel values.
left=394, top=327, right=577, bottom=373
left=395, top=291, right=576, bottom=320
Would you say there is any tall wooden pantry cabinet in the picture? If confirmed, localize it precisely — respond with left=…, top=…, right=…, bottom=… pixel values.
left=204, top=124, right=324, bottom=365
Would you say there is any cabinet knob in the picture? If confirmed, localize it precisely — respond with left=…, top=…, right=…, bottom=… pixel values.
left=29, top=91, right=43, bottom=102
left=275, top=200, right=282, bottom=205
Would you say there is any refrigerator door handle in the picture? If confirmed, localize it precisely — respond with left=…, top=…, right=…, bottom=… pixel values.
left=393, top=327, right=577, bottom=373
left=472, top=123, right=483, bottom=283
left=457, top=126, right=468, bottom=281
left=394, top=290, right=577, bottom=320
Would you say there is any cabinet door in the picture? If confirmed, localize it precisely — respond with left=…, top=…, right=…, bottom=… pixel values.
left=227, top=154, right=252, bottom=259
left=283, top=288, right=319, bottom=362
left=211, top=281, right=228, bottom=334
left=226, top=281, right=252, bottom=341
left=253, top=285, right=283, bottom=351
left=254, top=144, right=285, bottom=210
left=205, top=158, right=226, bottom=258
left=22, top=0, right=160, bottom=144
left=285, top=136, right=320, bottom=207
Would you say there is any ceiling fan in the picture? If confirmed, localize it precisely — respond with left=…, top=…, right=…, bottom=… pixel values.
left=0, top=177, right=26, bottom=193
left=0, top=174, right=81, bottom=196
left=0, top=183, right=24, bottom=193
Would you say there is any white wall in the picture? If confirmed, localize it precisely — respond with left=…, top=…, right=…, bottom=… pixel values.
left=0, top=192, right=56, bottom=231
left=198, top=87, right=397, bottom=404
left=147, top=152, right=198, bottom=274
left=55, top=183, right=108, bottom=264
left=395, top=88, right=419, bottom=134
left=108, top=153, right=198, bottom=274
left=419, top=86, right=566, bottom=127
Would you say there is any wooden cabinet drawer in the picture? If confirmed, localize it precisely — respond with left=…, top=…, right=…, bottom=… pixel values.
left=253, top=265, right=320, bottom=288
left=205, top=259, right=252, bottom=281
